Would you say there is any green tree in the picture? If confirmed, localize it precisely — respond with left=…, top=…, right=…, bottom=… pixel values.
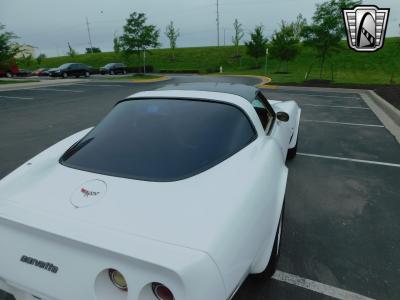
left=113, top=36, right=121, bottom=53
left=232, top=18, right=244, bottom=58
left=164, top=21, right=180, bottom=61
left=67, top=42, right=77, bottom=57
left=19, top=53, right=34, bottom=67
left=302, top=0, right=361, bottom=78
left=36, top=53, right=46, bottom=65
left=245, top=25, right=268, bottom=67
left=293, top=14, right=307, bottom=40
left=86, top=47, right=101, bottom=53
left=0, top=23, right=21, bottom=65
left=270, top=21, right=301, bottom=72
left=120, top=12, right=160, bottom=61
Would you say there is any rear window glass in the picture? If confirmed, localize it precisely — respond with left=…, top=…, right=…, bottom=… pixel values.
left=60, top=99, right=256, bottom=181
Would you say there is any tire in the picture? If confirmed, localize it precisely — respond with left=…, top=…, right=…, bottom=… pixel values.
left=110, top=70, right=114, bottom=75
left=123, top=69, right=127, bottom=75
left=85, top=71, right=90, bottom=77
left=286, top=141, right=298, bottom=160
left=251, top=202, right=284, bottom=280
left=62, top=72, right=68, bottom=78
left=5, top=72, right=12, bottom=78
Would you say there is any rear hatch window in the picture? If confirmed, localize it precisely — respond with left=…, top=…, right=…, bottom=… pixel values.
left=60, top=99, right=256, bottom=181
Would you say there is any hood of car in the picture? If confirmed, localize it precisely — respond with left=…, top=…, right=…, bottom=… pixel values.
left=0, top=127, right=277, bottom=254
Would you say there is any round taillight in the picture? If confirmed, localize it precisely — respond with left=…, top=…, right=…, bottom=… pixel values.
left=108, top=269, right=128, bottom=291
left=152, top=282, right=174, bottom=300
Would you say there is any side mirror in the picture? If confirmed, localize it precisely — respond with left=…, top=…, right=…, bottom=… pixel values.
left=277, top=112, right=289, bottom=122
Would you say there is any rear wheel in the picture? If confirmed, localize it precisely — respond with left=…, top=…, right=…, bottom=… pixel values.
left=110, top=70, right=114, bottom=75
left=287, top=130, right=299, bottom=160
left=62, top=72, right=68, bottom=78
left=85, top=71, right=90, bottom=77
left=286, top=141, right=298, bottom=160
left=251, top=202, right=284, bottom=280
left=123, top=69, right=127, bottom=75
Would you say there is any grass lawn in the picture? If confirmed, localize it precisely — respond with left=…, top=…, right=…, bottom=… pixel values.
left=0, top=79, right=39, bottom=84
left=19, top=37, right=400, bottom=85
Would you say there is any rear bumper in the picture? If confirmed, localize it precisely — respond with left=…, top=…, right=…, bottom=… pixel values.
left=0, top=207, right=226, bottom=300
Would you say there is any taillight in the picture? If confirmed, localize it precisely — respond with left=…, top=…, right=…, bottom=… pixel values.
left=152, top=282, right=174, bottom=300
left=108, top=269, right=128, bottom=291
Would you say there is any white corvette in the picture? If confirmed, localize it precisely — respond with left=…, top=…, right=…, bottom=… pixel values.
left=0, top=83, right=301, bottom=300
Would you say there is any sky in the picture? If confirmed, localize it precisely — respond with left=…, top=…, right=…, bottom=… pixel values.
left=1, top=0, right=399, bottom=57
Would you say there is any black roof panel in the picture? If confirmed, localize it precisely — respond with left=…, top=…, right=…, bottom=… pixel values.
left=157, top=82, right=259, bottom=102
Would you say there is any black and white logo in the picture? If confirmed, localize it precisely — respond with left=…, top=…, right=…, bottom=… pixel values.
left=342, top=5, right=390, bottom=52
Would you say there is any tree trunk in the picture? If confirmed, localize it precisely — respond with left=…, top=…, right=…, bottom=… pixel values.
left=319, top=52, right=326, bottom=79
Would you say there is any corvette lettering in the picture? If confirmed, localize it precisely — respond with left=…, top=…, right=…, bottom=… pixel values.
left=80, top=187, right=100, bottom=197
left=20, top=255, right=59, bottom=273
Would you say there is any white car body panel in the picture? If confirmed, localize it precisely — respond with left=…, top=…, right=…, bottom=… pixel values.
left=0, top=88, right=301, bottom=300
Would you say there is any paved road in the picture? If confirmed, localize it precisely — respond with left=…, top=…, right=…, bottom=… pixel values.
left=1, top=76, right=399, bottom=300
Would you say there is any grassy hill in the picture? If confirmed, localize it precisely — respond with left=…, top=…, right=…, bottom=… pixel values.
left=22, top=37, right=400, bottom=85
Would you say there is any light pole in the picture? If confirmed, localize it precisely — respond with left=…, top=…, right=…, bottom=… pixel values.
left=143, top=49, right=146, bottom=75
left=265, top=48, right=269, bottom=76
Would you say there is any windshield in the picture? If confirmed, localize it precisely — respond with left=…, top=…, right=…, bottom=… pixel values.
left=104, top=63, right=115, bottom=67
left=60, top=99, right=256, bottom=181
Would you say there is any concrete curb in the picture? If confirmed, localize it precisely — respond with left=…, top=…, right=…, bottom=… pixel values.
left=130, top=75, right=170, bottom=83
left=209, top=74, right=271, bottom=86
left=88, top=76, right=171, bottom=84
left=361, top=90, right=400, bottom=144
left=0, top=79, right=86, bottom=91
left=257, top=84, right=400, bottom=144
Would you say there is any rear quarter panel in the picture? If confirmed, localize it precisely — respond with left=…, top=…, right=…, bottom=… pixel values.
left=204, top=138, right=288, bottom=295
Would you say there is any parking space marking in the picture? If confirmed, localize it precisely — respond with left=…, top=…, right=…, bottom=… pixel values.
left=300, top=104, right=370, bottom=110
left=35, top=88, right=84, bottom=93
left=73, top=83, right=124, bottom=87
left=0, top=95, right=34, bottom=100
left=272, top=93, right=361, bottom=100
left=302, top=120, right=384, bottom=128
left=298, top=153, right=400, bottom=168
left=273, top=270, right=375, bottom=300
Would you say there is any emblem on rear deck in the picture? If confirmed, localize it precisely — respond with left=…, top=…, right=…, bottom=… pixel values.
left=81, top=187, right=100, bottom=197
left=70, top=179, right=107, bottom=208
left=342, top=5, right=390, bottom=52
left=20, top=255, right=59, bottom=274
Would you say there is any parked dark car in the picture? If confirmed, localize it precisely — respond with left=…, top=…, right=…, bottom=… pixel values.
left=17, top=69, right=32, bottom=77
left=100, top=63, right=127, bottom=75
left=49, top=63, right=91, bottom=78
left=32, top=68, right=50, bottom=76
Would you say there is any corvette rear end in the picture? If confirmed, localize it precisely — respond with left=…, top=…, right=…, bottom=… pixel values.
left=0, top=206, right=225, bottom=300
left=0, top=83, right=300, bottom=300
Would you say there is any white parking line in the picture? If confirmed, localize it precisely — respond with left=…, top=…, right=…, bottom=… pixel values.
left=302, top=120, right=384, bottom=128
left=298, top=153, right=400, bottom=168
left=36, top=88, right=84, bottom=93
left=274, top=93, right=361, bottom=99
left=73, top=83, right=124, bottom=87
left=300, top=104, right=370, bottom=110
left=273, top=270, right=375, bottom=300
left=0, top=95, right=34, bottom=100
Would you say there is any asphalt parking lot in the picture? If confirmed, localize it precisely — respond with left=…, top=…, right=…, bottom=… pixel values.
left=1, top=76, right=399, bottom=300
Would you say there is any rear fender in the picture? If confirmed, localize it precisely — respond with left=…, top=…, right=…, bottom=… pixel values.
left=250, top=165, right=288, bottom=274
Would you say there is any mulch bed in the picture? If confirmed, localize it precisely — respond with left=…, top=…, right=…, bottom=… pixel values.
left=278, top=81, right=400, bottom=110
